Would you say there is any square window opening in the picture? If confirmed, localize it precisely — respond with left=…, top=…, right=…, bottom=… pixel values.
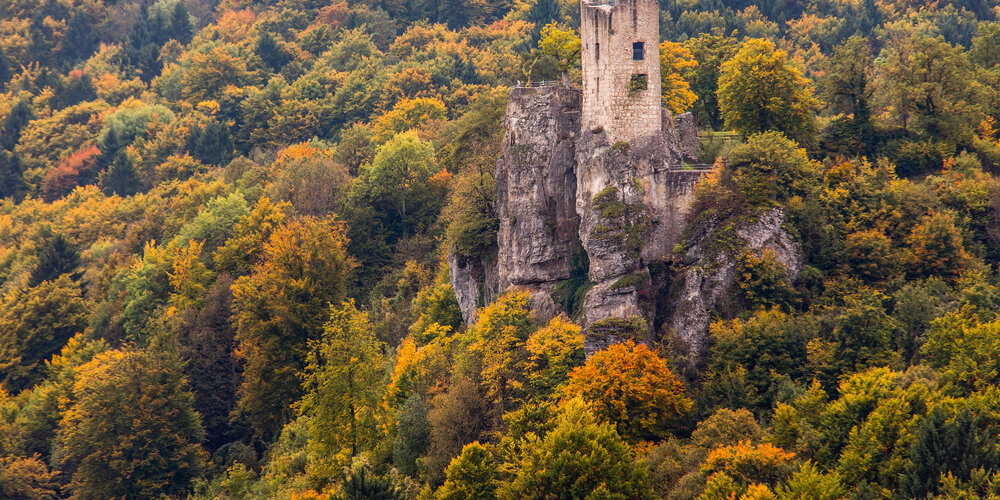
left=629, top=74, right=648, bottom=94
left=633, top=42, right=645, bottom=61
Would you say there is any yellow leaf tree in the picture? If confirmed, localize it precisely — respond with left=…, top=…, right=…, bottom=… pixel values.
left=717, top=38, right=819, bottom=144
left=659, top=41, right=698, bottom=115
left=537, top=23, right=581, bottom=87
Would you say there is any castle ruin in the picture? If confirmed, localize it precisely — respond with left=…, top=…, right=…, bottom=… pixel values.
left=450, top=0, right=704, bottom=354
left=581, top=0, right=663, bottom=144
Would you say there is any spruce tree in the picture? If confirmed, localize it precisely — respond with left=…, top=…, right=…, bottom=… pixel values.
left=170, top=0, right=195, bottom=45
left=100, top=152, right=141, bottom=197
left=188, top=121, right=235, bottom=166
left=902, top=408, right=998, bottom=498
left=255, top=32, right=291, bottom=71
left=2, top=99, right=33, bottom=151
left=0, top=47, right=11, bottom=88
left=527, top=0, right=560, bottom=44
left=62, top=11, right=99, bottom=64
left=29, top=234, right=81, bottom=287
left=0, top=150, right=25, bottom=200
left=57, top=72, right=97, bottom=109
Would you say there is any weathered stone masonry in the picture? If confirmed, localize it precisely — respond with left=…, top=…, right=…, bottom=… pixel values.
left=581, top=0, right=662, bottom=144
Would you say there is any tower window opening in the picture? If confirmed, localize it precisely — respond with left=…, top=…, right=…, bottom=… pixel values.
left=629, top=74, right=648, bottom=94
left=595, top=42, right=600, bottom=61
left=633, top=42, right=645, bottom=61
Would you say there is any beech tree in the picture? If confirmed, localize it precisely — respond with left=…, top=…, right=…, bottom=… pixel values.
left=355, top=131, right=445, bottom=236
left=502, top=398, right=655, bottom=499
left=717, top=38, right=819, bottom=144
left=562, top=340, right=692, bottom=443
left=299, top=300, right=385, bottom=459
left=232, top=216, right=356, bottom=440
left=537, top=23, right=580, bottom=87
left=659, top=41, right=698, bottom=114
left=55, top=348, right=206, bottom=499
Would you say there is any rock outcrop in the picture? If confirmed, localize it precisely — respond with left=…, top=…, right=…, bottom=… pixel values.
left=574, top=113, right=699, bottom=338
left=448, top=251, right=498, bottom=324
left=450, top=85, right=705, bottom=352
left=666, top=208, right=804, bottom=365
left=495, top=86, right=582, bottom=317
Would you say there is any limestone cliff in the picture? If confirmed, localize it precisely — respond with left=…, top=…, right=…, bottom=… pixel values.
left=666, top=208, right=804, bottom=367
left=450, top=86, right=708, bottom=352
left=448, top=251, right=497, bottom=324
left=574, top=110, right=698, bottom=347
left=494, top=86, right=583, bottom=317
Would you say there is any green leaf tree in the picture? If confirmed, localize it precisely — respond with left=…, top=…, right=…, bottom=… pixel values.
left=717, top=38, right=819, bottom=144
left=436, top=442, right=499, bottom=500
left=299, top=300, right=385, bottom=460
left=502, top=398, right=655, bottom=499
left=355, top=131, right=444, bottom=238
left=54, top=348, right=206, bottom=499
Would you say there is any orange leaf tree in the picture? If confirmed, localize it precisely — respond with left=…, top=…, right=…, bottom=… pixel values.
left=562, top=340, right=692, bottom=443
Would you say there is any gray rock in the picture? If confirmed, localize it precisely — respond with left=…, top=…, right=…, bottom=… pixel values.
left=495, top=87, right=583, bottom=314
left=496, top=87, right=581, bottom=288
left=450, top=85, right=707, bottom=355
left=666, top=208, right=803, bottom=366
left=448, top=251, right=498, bottom=325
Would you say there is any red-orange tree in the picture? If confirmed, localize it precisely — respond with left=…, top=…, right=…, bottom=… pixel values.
left=562, top=340, right=692, bottom=442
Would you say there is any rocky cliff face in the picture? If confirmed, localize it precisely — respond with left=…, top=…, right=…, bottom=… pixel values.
left=574, top=111, right=698, bottom=347
left=448, top=251, right=498, bottom=324
left=494, top=86, right=582, bottom=317
left=666, top=208, right=804, bottom=367
left=451, top=86, right=707, bottom=352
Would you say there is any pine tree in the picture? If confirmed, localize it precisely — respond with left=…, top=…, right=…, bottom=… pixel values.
left=0, top=150, right=25, bottom=200
left=29, top=233, right=81, bottom=287
left=2, top=100, right=34, bottom=151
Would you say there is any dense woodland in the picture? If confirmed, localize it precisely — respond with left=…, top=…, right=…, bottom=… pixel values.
left=3, top=0, right=1000, bottom=498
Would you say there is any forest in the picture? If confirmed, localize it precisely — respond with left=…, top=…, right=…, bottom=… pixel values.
left=2, top=0, right=1000, bottom=498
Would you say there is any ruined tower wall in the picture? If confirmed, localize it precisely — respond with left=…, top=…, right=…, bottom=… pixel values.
left=580, top=0, right=662, bottom=144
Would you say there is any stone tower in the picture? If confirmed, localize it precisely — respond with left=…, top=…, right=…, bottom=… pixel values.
left=580, top=0, right=662, bottom=144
